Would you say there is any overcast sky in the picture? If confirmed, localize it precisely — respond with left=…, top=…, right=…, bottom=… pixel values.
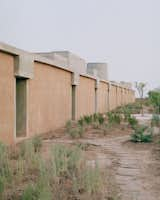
left=0, top=0, right=159, bottom=92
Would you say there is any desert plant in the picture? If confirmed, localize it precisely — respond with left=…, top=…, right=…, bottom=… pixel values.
left=77, top=125, right=85, bottom=138
left=78, top=118, right=85, bottom=127
left=122, top=107, right=131, bottom=121
left=107, top=112, right=121, bottom=125
left=67, top=127, right=83, bottom=138
left=19, top=140, right=40, bottom=171
left=81, top=163, right=103, bottom=195
left=83, top=115, right=93, bottom=125
left=97, top=114, right=105, bottom=125
left=66, top=120, right=73, bottom=132
left=32, top=136, right=42, bottom=153
left=50, top=145, right=82, bottom=177
left=92, top=113, right=99, bottom=122
left=148, top=89, right=160, bottom=114
left=0, top=142, right=12, bottom=197
left=21, top=182, right=52, bottom=200
left=151, top=114, right=160, bottom=127
left=21, top=184, right=38, bottom=200
left=128, top=116, right=138, bottom=128
left=131, top=125, right=153, bottom=143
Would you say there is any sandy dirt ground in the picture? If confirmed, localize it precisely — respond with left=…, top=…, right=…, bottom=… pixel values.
left=42, top=114, right=160, bottom=200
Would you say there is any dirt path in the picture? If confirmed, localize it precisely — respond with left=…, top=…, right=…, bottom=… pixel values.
left=43, top=121, right=160, bottom=200
left=45, top=133, right=160, bottom=200
left=77, top=135, right=160, bottom=200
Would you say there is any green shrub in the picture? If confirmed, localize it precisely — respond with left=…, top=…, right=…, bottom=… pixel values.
left=19, top=140, right=40, bottom=171
left=81, top=164, right=103, bottom=195
left=131, top=125, right=153, bottom=143
left=66, top=119, right=85, bottom=138
left=128, top=116, right=138, bottom=128
left=32, top=136, right=42, bottom=152
left=92, top=113, right=99, bottom=122
left=107, top=112, right=121, bottom=125
left=78, top=125, right=85, bottom=138
left=78, top=118, right=85, bottom=127
left=83, top=115, right=93, bottom=125
left=0, top=142, right=12, bottom=197
left=67, top=127, right=83, bottom=138
left=0, top=176, right=5, bottom=197
left=151, top=114, right=160, bottom=127
left=21, top=184, right=38, bottom=200
left=122, top=107, right=131, bottom=121
left=0, top=143, right=12, bottom=180
left=21, top=183, right=52, bottom=200
left=66, top=120, right=73, bottom=132
left=148, top=90, right=160, bottom=114
left=125, top=102, right=142, bottom=114
left=50, top=145, right=82, bottom=177
left=97, top=114, right=105, bottom=125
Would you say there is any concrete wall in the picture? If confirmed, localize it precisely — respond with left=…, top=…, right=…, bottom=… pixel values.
left=109, top=84, right=117, bottom=110
left=0, top=43, right=135, bottom=145
left=28, top=62, right=72, bottom=137
left=97, top=81, right=109, bottom=113
left=76, top=76, right=95, bottom=119
left=0, top=52, right=15, bottom=144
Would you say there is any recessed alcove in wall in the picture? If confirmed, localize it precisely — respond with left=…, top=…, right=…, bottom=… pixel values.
left=16, top=78, right=27, bottom=137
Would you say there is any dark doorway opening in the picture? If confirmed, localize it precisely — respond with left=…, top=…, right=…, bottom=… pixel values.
left=16, top=78, right=27, bottom=137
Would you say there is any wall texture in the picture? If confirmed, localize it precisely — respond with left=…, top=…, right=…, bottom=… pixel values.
left=97, top=81, right=109, bottom=113
left=28, top=62, right=72, bottom=137
left=0, top=43, right=135, bottom=145
left=76, top=76, right=95, bottom=119
left=0, top=52, right=15, bottom=144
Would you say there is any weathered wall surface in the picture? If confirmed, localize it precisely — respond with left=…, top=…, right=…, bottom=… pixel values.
left=28, top=62, right=72, bottom=137
left=0, top=52, right=15, bottom=144
left=97, top=81, right=109, bottom=113
left=76, top=76, right=95, bottom=119
left=109, top=85, right=117, bottom=110
left=0, top=43, right=135, bottom=144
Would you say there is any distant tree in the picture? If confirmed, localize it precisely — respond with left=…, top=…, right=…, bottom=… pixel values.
left=135, top=82, right=147, bottom=115
left=148, top=89, right=160, bottom=114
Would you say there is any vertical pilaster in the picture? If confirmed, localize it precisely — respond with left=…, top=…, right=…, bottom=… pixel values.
left=95, top=79, right=100, bottom=113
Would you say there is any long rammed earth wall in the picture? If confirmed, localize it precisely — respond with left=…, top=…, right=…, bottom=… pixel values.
left=0, top=43, right=135, bottom=144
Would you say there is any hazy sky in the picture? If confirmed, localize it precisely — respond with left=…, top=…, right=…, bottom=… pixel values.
left=0, top=0, right=159, bottom=92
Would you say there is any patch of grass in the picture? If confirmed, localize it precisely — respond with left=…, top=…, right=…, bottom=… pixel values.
left=0, top=142, right=12, bottom=198
left=81, top=164, right=103, bottom=195
left=32, top=136, right=42, bottom=153
left=50, top=144, right=82, bottom=177
left=21, top=182, right=52, bottom=200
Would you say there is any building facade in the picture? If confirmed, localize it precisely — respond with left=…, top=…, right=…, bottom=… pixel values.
left=0, top=42, right=135, bottom=144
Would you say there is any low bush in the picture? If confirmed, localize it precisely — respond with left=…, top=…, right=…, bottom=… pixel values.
left=107, top=112, right=121, bottom=125
left=0, top=142, right=12, bottom=197
left=78, top=117, right=85, bottom=127
left=128, top=116, right=138, bottom=128
left=131, top=125, right=153, bottom=143
left=151, top=114, right=160, bottom=127
left=32, top=136, right=42, bottom=153
left=81, top=164, right=103, bottom=195
left=0, top=138, right=105, bottom=199
left=66, top=120, right=85, bottom=138
left=83, top=115, right=93, bottom=125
